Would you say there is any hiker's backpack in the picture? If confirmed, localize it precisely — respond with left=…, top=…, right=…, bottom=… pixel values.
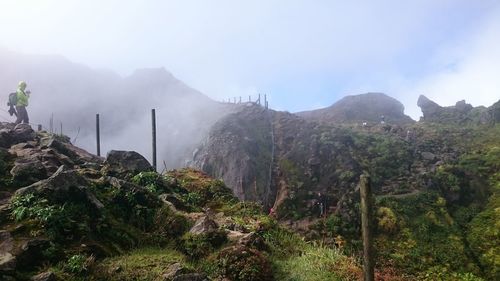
left=7, top=92, right=17, bottom=106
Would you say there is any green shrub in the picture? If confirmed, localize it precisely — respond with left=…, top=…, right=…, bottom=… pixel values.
left=132, top=171, right=167, bottom=194
left=152, top=206, right=191, bottom=239
left=215, top=246, right=274, bottom=281
left=262, top=227, right=306, bottom=259
left=181, top=230, right=228, bottom=260
left=10, top=193, right=83, bottom=239
left=376, top=207, right=398, bottom=234
left=273, top=243, right=361, bottom=281
left=64, top=254, right=94, bottom=274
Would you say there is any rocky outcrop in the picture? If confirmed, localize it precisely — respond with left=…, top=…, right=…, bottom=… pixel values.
left=417, top=95, right=499, bottom=125
left=297, top=93, right=415, bottom=124
left=192, top=104, right=274, bottom=203
left=15, top=165, right=104, bottom=210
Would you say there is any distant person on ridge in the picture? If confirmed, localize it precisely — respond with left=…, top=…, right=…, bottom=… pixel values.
left=316, top=192, right=327, bottom=217
left=14, top=81, right=31, bottom=125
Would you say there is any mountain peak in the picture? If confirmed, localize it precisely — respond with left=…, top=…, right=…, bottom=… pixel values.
left=297, top=92, right=414, bottom=124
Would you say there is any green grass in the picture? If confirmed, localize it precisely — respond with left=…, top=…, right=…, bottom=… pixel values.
left=273, top=243, right=361, bottom=281
left=91, top=247, right=187, bottom=280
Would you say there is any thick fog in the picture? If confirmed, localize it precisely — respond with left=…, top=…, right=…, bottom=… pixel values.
left=1, top=1, right=499, bottom=121
left=0, top=49, right=236, bottom=168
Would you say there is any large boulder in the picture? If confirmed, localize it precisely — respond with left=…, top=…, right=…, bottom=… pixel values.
left=103, top=150, right=153, bottom=178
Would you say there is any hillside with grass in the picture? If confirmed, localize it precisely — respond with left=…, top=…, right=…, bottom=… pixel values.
left=0, top=94, right=499, bottom=281
left=0, top=122, right=365, bottom=281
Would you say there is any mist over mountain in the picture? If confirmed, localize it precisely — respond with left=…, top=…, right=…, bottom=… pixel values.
left=0, top=49, right=235, bottom=168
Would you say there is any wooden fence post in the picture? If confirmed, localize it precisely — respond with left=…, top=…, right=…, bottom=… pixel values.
left=360, top=174, right=375, bottom=281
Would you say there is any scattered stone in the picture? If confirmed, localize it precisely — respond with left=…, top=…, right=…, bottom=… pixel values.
left=0, top=129, right=11, bottom=148
left=31, top=271, right=56, bottom=281
left=11, top=124, right=36, bottom=145
left=227, top=230, right=246, bottom=242
left=162, top=263, right=189, bottom=280
left=10, top=158, right=47, bottom=186
left=15, top=165, right=104, bottom=210
left=0, top=253, right=16, bottom=272
left=172, top=273, right=209, bottom=281
left=421, top=152, right=436, bottom=161
left=238, top=232, right=268, bottom=251
left=189, top=216, right=218, bottom=235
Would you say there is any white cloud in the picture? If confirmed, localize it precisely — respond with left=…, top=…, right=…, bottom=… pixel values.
left=392, top=6, right=500, bottom=119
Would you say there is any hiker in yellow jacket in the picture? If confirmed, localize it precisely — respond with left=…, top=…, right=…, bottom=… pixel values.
left=15, top=81, right=30, bottom=125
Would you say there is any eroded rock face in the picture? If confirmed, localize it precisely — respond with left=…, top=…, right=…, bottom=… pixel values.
left=103, top=150, right=153, bottom=178
left=192, top=104, right=274, bottom=203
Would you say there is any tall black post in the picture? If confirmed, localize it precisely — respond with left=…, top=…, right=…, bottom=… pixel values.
left=151, top=109, right=157, bottom=171
left=96, top=114, right=100, bottom=156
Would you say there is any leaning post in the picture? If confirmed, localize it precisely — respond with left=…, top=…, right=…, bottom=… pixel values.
left=360, top=174, right=375, bottom=281
left=96, top=114, right=100, bottom=157
left=151, top=109, right=157, bottom=171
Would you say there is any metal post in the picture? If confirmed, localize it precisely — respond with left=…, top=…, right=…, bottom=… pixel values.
left=248, top=95, right=251, bottom=102
left=151, top=109, right=157, bottom=171
left=96, top=114, right=100, bottom=156
left=258, top=94, right=261, bottom=105
left=264, top=94, right=267, bottom=108
left=60, top=123, right=63, bottom=136
left=360, top=174, right=374, bottom=281
left=239, top=96, right=242, bottom=103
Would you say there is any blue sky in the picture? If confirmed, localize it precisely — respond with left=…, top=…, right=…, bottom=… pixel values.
left=1, top=0, right=499, bottom=119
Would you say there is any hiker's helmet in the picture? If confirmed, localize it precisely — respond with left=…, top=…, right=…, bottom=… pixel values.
left=18, top=81, right=27, bottom=91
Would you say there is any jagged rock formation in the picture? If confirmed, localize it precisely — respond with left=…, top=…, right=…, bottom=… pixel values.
left=297, top=92, right=415, bottom=124
left=417, top=95, right=500, bottom=124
